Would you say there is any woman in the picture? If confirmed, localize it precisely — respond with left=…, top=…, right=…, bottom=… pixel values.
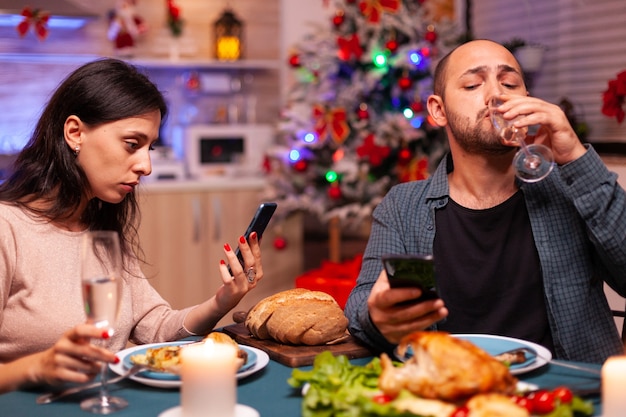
left=0, top=58, right=264, bottom=393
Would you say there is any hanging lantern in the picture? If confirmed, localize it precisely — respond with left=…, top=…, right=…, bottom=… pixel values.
left=213, top=8, right=243, bottom=61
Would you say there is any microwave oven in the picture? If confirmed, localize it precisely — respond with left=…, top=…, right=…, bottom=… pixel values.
left=184, top=124, right=275, bottom=178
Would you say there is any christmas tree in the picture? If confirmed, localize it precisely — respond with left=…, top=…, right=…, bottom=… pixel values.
left=264, top=0, right=463, bottom=231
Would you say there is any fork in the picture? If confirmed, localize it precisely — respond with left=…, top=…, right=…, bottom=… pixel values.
left=497, top=347, right=602, bottom=376
left=36, top=364, right=151, bottom=405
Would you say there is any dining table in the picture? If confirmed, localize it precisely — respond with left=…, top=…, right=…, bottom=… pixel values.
left=0, top=342, right=603, bottom=417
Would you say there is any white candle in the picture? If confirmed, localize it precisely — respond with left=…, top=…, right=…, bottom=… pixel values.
left=602, top=355, right=626, bottom=417
left=181, top=340, right=239, bottom=417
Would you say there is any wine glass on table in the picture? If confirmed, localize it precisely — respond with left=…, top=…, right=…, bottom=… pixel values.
left=489, top=97, right=555, bottom=182
left=80, top=230, right=126, bottom=414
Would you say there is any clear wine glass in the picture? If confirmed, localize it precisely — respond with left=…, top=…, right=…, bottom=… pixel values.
left=80, top=231, right=127, bottom=414
left=489, top=97, right=555, bottom=182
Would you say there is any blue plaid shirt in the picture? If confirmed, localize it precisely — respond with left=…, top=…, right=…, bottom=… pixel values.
left=345, top=146, right=626, bottom=363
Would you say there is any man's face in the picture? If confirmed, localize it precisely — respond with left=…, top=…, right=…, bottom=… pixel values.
left=440, top=40, right=527, bottom=155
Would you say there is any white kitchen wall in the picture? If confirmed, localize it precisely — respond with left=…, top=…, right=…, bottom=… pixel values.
left=279, top=0, right=331, bottom=102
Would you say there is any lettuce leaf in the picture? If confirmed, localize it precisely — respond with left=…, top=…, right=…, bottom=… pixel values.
left=289, top=351, right=428, bottom=417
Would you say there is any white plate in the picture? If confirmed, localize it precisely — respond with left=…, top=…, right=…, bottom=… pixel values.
left=110, top=341, right=269, bottom=389
left=453, top=334, right=552, bottom=375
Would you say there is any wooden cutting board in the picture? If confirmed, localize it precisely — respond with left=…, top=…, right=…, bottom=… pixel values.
left=222, top=322, right=373, bottom=367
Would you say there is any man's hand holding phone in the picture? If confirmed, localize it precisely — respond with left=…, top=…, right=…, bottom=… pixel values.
left=383, top=254, right=438, bottom=303
left=366, top=254, right=448, bottom=344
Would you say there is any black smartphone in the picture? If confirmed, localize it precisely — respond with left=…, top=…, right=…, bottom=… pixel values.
left=232, top=202, right=277, bottom=267
left=382, top=254, right=438, bottom=302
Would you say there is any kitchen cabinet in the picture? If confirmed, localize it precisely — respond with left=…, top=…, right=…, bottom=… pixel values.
left=137, top=179, right=303, bottom=328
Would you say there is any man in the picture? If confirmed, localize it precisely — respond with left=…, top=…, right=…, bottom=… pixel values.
left=345, top=39, right=626, bottom=363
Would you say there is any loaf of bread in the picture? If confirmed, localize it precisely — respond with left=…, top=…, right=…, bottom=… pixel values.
left=245, top=288, right=348, bottom=345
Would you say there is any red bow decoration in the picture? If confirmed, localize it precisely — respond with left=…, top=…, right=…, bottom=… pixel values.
left=167, top=0, right=184, bottom=37
left=337, top=34, right=363, bottom=61
left=601, top=70, right=626, bottom=124
left=399, top=156, right=429, bottom=183
left=359, top=0, right=400, bottom=24
left=356, top=133, right=390, bottom=167
left=16, top=7, right=50, bottom=41
left=312, top=105, right=350, bottom=145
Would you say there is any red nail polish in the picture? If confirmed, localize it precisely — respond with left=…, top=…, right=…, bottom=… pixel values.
left=220, top=259, right=226, bottom=265
left=101, top=330, right=110, bottom=339
left=224, top=243, right=231, bottom=251
left=250, top=231, right=257, bottom=239
left=239, top=235, right=246, bottom=244
left=114, top=356, right=120, bottom=364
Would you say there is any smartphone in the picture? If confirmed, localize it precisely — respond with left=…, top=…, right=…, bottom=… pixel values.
left=382, top=254, right=438, bottom=302
left=232, top=202, right=277, bottom=267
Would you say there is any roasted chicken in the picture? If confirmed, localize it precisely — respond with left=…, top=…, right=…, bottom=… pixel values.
left=379, top=331, right=518, bottom=402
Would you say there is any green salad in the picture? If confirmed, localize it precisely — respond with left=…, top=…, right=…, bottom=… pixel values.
left=288, top=351, right=594, bottom=417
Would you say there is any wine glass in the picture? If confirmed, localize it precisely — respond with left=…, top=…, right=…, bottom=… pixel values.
left=489, top=97, right=555, bottom=182
left=80, top=231, right=127, bottom=414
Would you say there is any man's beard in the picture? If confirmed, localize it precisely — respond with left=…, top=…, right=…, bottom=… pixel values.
left=447, top=107, right=516, bottom=156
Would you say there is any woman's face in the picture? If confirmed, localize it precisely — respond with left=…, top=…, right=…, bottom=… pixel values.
left=73, top=110, right=161, bottom=204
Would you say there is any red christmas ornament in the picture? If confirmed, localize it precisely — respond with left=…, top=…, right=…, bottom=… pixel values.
left=385, top=39, right=398, bottom=53
left=273, top=236, right=287, bottom=250
left=288, top=53, right=301, bottom=68
left=293, top=159, right=309, bottom=172
left=328, top=184, right=342, bottom=200
left=332, top=11, right=345, bottom=27
left=398, top=147, right=412, bottom=164
left=398, top=76, right=412, bottom=90
left=356, top=103, right=369, bottom=120
left=425, top=26, right=437, bottom=43
left=410, top=101, right=424, bottom=113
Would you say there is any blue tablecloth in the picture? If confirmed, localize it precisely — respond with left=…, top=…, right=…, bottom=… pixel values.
left=0, top=356, right=602, bottom=416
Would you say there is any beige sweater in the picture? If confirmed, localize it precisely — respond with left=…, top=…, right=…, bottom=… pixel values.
left=0, top=203, right=195, bottom=363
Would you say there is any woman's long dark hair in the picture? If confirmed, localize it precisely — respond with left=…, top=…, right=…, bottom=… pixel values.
left=0, top=58, right=168, bottom=269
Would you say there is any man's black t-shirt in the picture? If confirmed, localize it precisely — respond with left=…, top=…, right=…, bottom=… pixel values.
left=434, top=190, right=554, bottom=353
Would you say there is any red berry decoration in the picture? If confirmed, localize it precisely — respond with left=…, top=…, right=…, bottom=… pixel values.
left=288, top=53, right=301, bottom=68
left=273, top=236, right=287, bottom=250
left=398, top=76, right=412, bottom=90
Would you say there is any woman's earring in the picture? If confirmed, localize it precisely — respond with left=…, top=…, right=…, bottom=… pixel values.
left=74, top=146, right=80, bottom=156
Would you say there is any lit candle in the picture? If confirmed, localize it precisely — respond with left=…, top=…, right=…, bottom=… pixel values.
left=602, top=355, right=626, bottom=417
left=181, top=340, right=239, bottom=417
